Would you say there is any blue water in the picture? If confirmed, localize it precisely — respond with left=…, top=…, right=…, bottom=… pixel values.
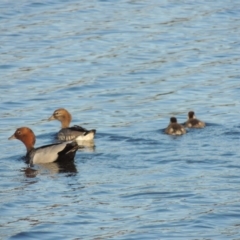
left=1, top=0, right=240, bottom=239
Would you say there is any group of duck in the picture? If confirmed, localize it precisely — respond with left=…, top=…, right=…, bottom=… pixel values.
left=8, top=108, right=205, bottom=165
left=8, top=108, right=96, bottom=165
left=165, top=111, right=205, bottom=135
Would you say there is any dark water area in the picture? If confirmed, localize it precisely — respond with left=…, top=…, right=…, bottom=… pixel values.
left=1, top=0, right=240, bottom=239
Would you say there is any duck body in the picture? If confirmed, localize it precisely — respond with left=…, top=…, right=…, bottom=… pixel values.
left=184, top=111, right=205, bottom=128
left=58, top=126, right=96, bottom=142
left=48, top=108, right=96, bottom=141
left=165, top=117, right=186, bottom=135
left=8, top=127, right=78, bottom=165
left=27, top=141, right=78, bottom=164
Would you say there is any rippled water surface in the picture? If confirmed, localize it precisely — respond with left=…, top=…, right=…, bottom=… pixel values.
left=1, top=0, right=240, bottom=239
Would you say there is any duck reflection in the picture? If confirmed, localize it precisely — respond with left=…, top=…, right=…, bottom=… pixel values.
left=23, top=160, right=77, bottom=178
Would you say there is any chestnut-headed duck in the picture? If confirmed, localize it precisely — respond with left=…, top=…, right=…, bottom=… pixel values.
left=184, top=111, right=205, bottom=128
left=48, top=108, right=96, bottom=141
left=165, top=117, right=186, bottom=135
left=8, top=127, right=79, bottom=165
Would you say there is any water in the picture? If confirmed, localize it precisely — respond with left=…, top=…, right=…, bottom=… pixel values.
left=1, top=0, right=240, bottom=239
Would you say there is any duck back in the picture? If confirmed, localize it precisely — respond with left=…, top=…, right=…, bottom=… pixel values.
left=58, top=126, right=96, bottom=141
left=27, top=142, right=78, bottom=164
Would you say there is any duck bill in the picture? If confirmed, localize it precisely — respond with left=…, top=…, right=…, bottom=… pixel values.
left=8, top=134, right=16, bottom=140
left=48, top=115, right=55, bottom=121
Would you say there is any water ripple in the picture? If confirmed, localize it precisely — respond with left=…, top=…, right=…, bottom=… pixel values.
left=1, top=0, right=240, bottom=239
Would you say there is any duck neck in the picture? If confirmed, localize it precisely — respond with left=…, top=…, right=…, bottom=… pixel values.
left=60, top=113, right=72, bottom=128
left=61, top=119, right=70, bottom=128
left=26, top=145, right=34, bottom=153
left=22, top=134, right=35, bottom=153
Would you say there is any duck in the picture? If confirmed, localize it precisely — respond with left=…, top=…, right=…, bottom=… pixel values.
left=165, top=117, right=186, bottom=135
left=184, top=111, right=205, bottom=128
left=8, top=127, right=79, bottom=165
left=48, top=108, right=96, bottom=141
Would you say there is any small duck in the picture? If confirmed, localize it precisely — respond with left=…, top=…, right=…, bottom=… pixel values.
left=165, top=117, right=186, bottom=135
left=8, top=127, right=79, bottom=165
left=48, top=108, right=96, bottom=141
left=184, top=111, right=205, bottom=128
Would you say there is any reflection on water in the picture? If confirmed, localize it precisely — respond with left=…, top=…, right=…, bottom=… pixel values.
left=22, top=161, right=78, bottom=178
left=22, top=167, right=38, bottom=178
left=1, top=0, right=240, bottom=239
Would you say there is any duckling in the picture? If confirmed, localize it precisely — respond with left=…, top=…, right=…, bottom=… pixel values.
left=8, top=127, right=79, bottom=165
left=48, top=108, right=96, bottom=141
left=165, top=117, right=186, bottom=135
left=184, top=111, right=205, bottom=128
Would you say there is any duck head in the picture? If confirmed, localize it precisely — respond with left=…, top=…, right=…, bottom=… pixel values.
left=8, top=127, right=36, bottom=152
left=188, top=111, right=195, bottom=119
left=170, top=117, right=177, bottom=123
left=48, top=108, right=72, bottom=128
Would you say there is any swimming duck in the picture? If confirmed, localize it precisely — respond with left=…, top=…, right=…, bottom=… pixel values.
left=184, top=111, right=205, bottom=128
left=165, top=117, right=186, bottom=135
left=48, top=108, right=96, bottom=141
left=8, top=127, right=79, bottom=165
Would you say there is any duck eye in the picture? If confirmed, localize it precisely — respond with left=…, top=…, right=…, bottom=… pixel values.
left=17, top=131, right=21, bottom=135
left=55, top=112, right=58, bottom=115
